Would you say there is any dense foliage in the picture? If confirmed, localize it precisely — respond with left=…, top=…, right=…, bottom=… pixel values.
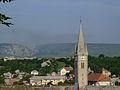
left=0, top=13, right=13, bottom=27
left=89, top=55, right=120, bottom=76
left=0, top=55, right=120, bottom=76
left=0, top=0, right=13, bottom=27
left=0, top=58, right=66, bottom=75
left=0, top=76, right=4, bottom=84
left=115, top=81, right=120, bottom=86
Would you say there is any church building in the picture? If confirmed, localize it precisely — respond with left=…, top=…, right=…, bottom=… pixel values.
left=74, top=20, right=88, bottom=89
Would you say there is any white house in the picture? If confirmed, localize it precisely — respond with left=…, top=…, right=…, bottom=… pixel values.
left=4, top=56, right=15, bottom=61
left=41, top=60, right=51, bottom=67
left=59, top=67, right=73, bottom=76
left=31, top=70, right=39, bottom=76
left=4, top=72, right=12, bottom=78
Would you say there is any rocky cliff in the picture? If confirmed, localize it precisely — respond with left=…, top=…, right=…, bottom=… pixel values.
left=0, top=43, right=32, bottom=57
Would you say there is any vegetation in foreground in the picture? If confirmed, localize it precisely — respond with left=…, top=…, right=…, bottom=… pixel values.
left=0, top=55, right=120, bottom=85
left=0, top=55, right=120, bottom=76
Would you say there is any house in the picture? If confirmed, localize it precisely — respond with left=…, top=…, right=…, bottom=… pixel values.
left=4, top=56, right=15, bottom=61
left=31, top=70, right=39, bottom=76
left=41, top=60, right=51, bottom=67
left=18, top=74, right=23, bottom=80
left=102, top=68, right=111, bottom=77
left=4, top=78, right=20, bottom=85
left=51, top=72, right=57, bottom=76
left=88, top=67, right=94, bottom=74
left=30, top=76, right=66, bottom=86
left=88, top=73, right=112, bottom=86
left=59, top=67, right=73, bottom=76
left=15, top=69, right=20, bottom=74
left=68, top=74, right=75, bottom=80
left=4, top=72, right=12, bottom=78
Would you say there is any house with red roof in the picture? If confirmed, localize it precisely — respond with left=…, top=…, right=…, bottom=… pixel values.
left=88, top=73, right=111, bottom=86
left=59, top=67, right=73, bottom=76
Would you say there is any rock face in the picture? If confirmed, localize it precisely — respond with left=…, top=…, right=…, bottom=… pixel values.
left=0, top=43, right=31, bottom=57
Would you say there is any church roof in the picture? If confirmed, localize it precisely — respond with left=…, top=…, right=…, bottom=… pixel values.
left=88, top=73, right=111, bottom=82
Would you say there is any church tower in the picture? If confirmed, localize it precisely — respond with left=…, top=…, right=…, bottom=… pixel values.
left=74, top=20, right=88, bottom=89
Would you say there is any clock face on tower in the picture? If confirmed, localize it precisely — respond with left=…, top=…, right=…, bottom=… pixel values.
left=80, top=56, right=85, bottom=60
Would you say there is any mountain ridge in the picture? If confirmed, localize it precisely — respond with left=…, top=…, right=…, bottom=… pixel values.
left=0, top=43, right=120, bottom=57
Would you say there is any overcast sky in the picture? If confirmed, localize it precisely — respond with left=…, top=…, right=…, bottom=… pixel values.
left=0, top=0, right=120, bottom=47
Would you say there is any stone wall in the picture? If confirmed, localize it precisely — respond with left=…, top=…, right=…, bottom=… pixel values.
left=0, top=86, right=74, bottom=90
left=86, top=86, right=120, bottom=90
left=1, top=85, right=120, bottom=90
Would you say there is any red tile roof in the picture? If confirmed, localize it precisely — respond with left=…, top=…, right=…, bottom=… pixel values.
left=60, top=67, right=73, bottom=71
left=88, top=73, right=111, bottom=82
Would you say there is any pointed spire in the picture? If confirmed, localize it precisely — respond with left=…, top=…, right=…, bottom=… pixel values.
left=76, top=18, right=85, bottom=55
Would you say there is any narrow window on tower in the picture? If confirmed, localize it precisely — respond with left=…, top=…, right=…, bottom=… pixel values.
left=81, top=63, right=84, bottom=69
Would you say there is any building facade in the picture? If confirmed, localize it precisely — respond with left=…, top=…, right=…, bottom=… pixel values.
left=30, top=76, right=66, bottom=86
left=75, top=20, right=88, bottom=88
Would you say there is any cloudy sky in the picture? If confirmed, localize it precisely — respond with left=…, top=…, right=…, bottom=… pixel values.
left=0, top=0, right=120, bottom=47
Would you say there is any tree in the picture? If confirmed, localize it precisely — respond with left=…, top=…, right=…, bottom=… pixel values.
left=0, top=0, right=14, bottom=27
left=13, top=81, right=24, bottom=85
left=0, top=76, right=4, bottom=84
left=58, top=82, right=64, bottom=86
left=115, top=81, right=120, bottom=86
left=23, top=74, right=32, bottom=82
left=0, top=0, right=14, bottom=3
left=99, top=54, right=105, bottom=58
left=47, top=81, right=53, bottom=86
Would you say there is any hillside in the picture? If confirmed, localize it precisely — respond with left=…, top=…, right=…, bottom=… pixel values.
left=0, top=43, right=120, bottom=57
left=33, top=43, right=120, bottom=57
left=0, top=43, right=31, bottom=57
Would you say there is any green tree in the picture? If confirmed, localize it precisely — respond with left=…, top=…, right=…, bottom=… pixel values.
left=64, top=80, right=70, bottom=85
left=58, top=82, right=64, bottom=86
left=0, top=0, right=14, bottom=27
left=115, top=81, right=120, bottom=86
left=0, top=0, right=14, bottom=3
left=23, top=74, right=32, bottom=82
left=0, top=76, right=4, bottom=84
left=47, top=81, right=53, bottom=86
left=13, top=81, right=24, bottom=85
left=99, top=54, right=105, bottom=58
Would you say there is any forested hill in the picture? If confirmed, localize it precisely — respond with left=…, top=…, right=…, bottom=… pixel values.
left=0, top=43, right=120, bottom=57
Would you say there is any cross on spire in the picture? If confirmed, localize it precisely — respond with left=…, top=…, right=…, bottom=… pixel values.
left=80, top=17, right=82, bottom=24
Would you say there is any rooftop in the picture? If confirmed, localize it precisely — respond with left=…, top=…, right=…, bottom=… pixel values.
left=30, top=76, right=66, bottom=80
left=88, top=73, right=111, bottom=82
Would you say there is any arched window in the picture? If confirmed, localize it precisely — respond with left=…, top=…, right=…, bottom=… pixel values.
left=81, top=63, right=84, bottom=69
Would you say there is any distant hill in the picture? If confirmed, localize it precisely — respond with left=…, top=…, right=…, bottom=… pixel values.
left=0, top=43, right=120, bottom=57
left=33, top=43, right=120, bottom=57
left=33, top=43, right=75, bottom=56
left=0, top=43, right=31, bottom=57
